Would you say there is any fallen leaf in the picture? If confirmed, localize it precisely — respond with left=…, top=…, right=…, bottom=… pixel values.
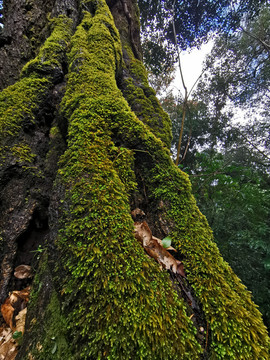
left=9, top=287, right=30, bottom=315
left=0, top=327, right=13, bottom=345
left=1, top=299, right=15, bottom=330
left=0, top=340, right=18, bottom=360
left=15, top=308, right=27, bottom=334
left=153, top=236, right=177, bottom=252
left=176, top=261, right=186, bottom=277
left=0, top=327, right=18, bottom=360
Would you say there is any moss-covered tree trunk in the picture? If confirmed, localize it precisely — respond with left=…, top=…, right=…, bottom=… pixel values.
left=0, top=0, right=269, bottom=359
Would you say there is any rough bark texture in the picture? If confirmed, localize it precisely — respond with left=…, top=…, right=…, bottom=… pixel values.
left=0, top=0, right=269, bottom=359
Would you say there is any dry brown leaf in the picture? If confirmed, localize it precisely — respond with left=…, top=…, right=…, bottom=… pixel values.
left=15, top=308, right=27, bottom=334
left=0, top=327, right=18, bottom=360
left=14, top=265, right=32, bottom=279
left=0, top=340, right=18, bottom=360
left=0, top=327, right=13, bottom=345
left=8, top=287, right=30, bottom=317
left=134, top=220, right=186, bottom=276
left=1, top=299, right=15, bottom=330
left=152, top=236, right=177, bottom=252
left=11, top=287, right=30, bottom=303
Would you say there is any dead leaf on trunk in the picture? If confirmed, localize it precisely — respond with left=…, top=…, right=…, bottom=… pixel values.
left=1, top=287, right=30, bottom=331
left=10, top=287, right=30, bottom=314
left=15, top=308, right=27, bottom=334
left=1, top=299, right=15, bottom=330
left=132, top=209, right=186, bottom=277
left=0, top=327, right=19, bottom=360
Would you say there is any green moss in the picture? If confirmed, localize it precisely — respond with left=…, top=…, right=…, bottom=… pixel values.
left=55, top=2, right=201, bottom=359
left=21, top=16, right=73, bottom=80
left=0, top=16, right=73, bottom=168
left=45, top=124, right=66, bottom=175
left=120, top=48, right=172, bottom=149
left=51, top=1, right=269, bottom=359
left=25, top=254, right=72, bottom=360
left=0, top=77, right=49, bottom=139
left=11, top=143, right=36, bottom=163
left=109, top=145, right=137, bottom=194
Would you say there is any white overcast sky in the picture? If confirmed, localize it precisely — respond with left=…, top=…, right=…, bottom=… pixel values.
left=173, top=41, right=249, bottom=124
left=173, top=41, right=213, bottom=97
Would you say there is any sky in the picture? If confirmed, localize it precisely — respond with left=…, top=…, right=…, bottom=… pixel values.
left=173, top=41, right=250, bottom=124
left=173, top=41, right=213, bottom=98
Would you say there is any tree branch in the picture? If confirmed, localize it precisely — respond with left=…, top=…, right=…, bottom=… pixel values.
left=240, top=26, right=270, bottom=53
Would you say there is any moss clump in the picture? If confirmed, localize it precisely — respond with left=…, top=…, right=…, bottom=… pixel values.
left=44, top=125, right=66, bottom=176
left=0, top=77, right=49, bottom=139
left=120, top=48, right=172, bottom=149
left=108, top=145, right=137, bottom=194
left=0, top=16, right=73, bottom=167
left=22, top=254, right=72, bottom=360
left=21, top=16, right=73, bottom=82
left=55, top=2, right=201, bottom=359
left=11, top=143, right=36, bottom=163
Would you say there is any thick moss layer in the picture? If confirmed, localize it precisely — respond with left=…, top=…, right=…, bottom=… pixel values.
left=17, top=254, right=72, bottom=360
left=21, top=16, right=73, bottom=82
left=121, top=51, right=172, bottom=149
left=141, top=162, right=270, bottom=359
left=55, top=2, right=201, bottom=359
left=0, top=15, right=73, bottom=166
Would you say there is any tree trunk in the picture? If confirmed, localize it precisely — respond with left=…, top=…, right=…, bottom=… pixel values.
left=0, top=0, right=269, bottom=359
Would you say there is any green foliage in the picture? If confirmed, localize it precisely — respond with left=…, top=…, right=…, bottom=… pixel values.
left=196, top=5, right=270, bottom=122
left=139, top=0, right=266, bottom=74
left=161, top=236, right=172, bottom=248
left=190, top=146, right=270, bottom=330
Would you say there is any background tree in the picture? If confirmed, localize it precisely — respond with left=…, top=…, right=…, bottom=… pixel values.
left=139, top=0, right=267, bottom=75
left=0, top=0, right=269, bottom=359
left=159, top=3, right=270, bottom=332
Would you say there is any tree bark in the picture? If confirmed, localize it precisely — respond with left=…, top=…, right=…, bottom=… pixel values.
left=0, top=0, right=269, bottom=359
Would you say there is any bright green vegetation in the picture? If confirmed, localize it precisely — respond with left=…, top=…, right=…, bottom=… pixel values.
left=21, top=16, right=73, bottom=79
left=53, top=0, right=269, bottom=359
left=0, top=77, right=49, bottom=139
left=55, top=3, right=200, bottom=358
left=25, top=254, right=72, bottom=360
left=0, top=15, right=72, bottom=166
left=121, top=55, right=172, bottom=148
